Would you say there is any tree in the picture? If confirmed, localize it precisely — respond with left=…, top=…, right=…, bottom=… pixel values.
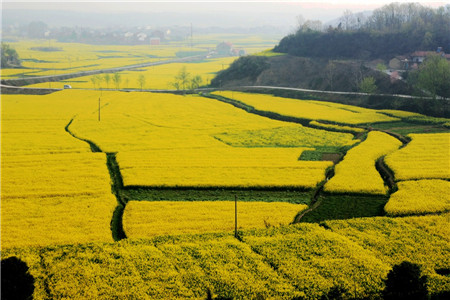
left=376, top=63, right=387, bottom=72
left=189, top=75, right=203, bottom=90
left=359, top=76, right=378, bottom=94
left=1, top=43, right=21, bottom=68
left=93, top=75, right=103, bottom=89
left=174, top=66, right=191, bottom=91
left=112, top=73, right=122, bottom=89
left=383, top=261, right=428, bottom=300
left=103, top=74, right=111, bottom=89
left=137, top=74, right=146, bottom=90
left=90, top=76, right=98, bottom=89
left=414, top=54, right=450, bottom=99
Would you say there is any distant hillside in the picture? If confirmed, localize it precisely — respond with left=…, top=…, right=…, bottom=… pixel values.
left=211, top=55, right=414, bottom=95
left=209, top=55, right=450, bottom=118
left=274, top=3, right=450, bottom=60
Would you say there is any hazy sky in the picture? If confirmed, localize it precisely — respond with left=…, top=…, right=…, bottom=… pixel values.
left=2, top=1, right=448, bottom=29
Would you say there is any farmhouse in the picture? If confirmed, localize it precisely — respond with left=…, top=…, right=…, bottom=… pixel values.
left=216, top=42, right=246, bottom=57
left=389, top=47, right=450, bottom=71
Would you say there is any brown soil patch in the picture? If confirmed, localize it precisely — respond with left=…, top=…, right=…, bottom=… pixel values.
left=321, top=153, right=341, bottom=163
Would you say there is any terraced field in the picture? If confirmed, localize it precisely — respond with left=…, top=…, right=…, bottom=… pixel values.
left=1, top=87, right=449, bottom=299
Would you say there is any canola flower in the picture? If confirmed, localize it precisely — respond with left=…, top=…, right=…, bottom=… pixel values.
left=385, top=133, right=450, bottom=180
left=214, top=125, right=358, bottom=148
left=384, top=179, right=450, bottom=216
left=123, top=201, right=306, bottom=238
left=3, top=214, right=448, bottom=298
left=324, top=214, right=450, bottom=295
left=69, top=92, right=334, bottom=188
left=1, top=92, right=117, bottom=249
left=242, top=223, right=390, bottom=299
left=2, top=234, right=297, bottom=299
left=324, top=131, right=402, bottom=194
left=309, top=120, right=366, bottom=133
left=213, top=91, right=399, bottom=124
left=117, top=148, right=332, bottom=188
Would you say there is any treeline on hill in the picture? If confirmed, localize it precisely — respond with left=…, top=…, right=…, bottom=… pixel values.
left=274, top=3, right=450, bottom=60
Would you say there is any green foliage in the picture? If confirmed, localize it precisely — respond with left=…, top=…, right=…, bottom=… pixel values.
left=120, top=189, right=312, bottom=205
left=301, top=194, right=388, bottom=222
left=137, top=74, right=146, bottom=90
left=383, top=261, right=428, bottom=300
left=410, top=54, right=450, bottom=99
left=103, top=73, right=111, bottom=88
left=359, top=76, right=377, bottom=94
left=376, top=63, right=387, bottom=72
left=112, top=73, right=122, bottom=89
left=1, top=43, right=21, bottom=67
left=190, top=74, right=203, bottom=90
left=171, top=67, right=204, bottom=91
left=274, top=3, right=450, bottom=59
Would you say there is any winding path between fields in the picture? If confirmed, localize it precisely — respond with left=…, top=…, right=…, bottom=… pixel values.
left=203, top=92, right=413, bottom=222
left=65, top=118, right=127, bottom=241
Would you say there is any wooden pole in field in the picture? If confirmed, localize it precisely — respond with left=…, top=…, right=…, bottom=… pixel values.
left=98, top=97, right=101, bottom=121
left=235, top=195, right=238, bottom=238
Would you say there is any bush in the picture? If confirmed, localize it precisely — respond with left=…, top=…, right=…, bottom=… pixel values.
left=383, top=261, right=428, bottom=300
left=1, top=256, right=35, bottom=300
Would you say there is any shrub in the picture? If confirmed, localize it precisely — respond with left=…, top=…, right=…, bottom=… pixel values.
left=383, top=261, right=428, bottom=300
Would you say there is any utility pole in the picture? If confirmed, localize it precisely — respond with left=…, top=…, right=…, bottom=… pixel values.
left=98, top=97, right=101, bottom=121
left=234, top=195, right=238, bottom=239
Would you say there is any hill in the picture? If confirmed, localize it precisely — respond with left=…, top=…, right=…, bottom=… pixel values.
left=211, top=55, right=413, bottom=94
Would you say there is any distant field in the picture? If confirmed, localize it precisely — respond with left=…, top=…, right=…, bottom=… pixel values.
left=213, top=91, right=399, bottom=124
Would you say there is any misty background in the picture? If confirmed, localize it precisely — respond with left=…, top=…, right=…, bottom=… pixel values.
left=4, top=1, right=444, bottom=35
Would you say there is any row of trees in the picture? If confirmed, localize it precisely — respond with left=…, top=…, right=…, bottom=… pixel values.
left=89, top=67, right=203, bottom=91
left=170, top=66, right=203, bottom=91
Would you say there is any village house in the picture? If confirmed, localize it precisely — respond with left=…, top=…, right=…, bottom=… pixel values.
left=389, top=47, right=450, bottom=71
left=216, top=42, right=246, bottom=57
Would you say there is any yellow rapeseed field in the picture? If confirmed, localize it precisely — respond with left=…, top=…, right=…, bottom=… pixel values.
left=324, top=131, right=402, bottom=194
left=117, top=148, right=332, bottom=188
left=385, top=133, right=450, bottom=180
left=123, top=201, right=306, bottom=238
left=213, top=91, right=399, bottom=124
left=309, top=120, right=366, bottom=133
left=242, top=223, right=390, bottom=299
left=384, top=180, right=450, bottom=216
left=214, top=125, right=358, bottom=147
left=2, top=214, right=448, bottom=298
left=1, top=91, right=117, bottom=249
left=325, top=214, right=450, bottom=295
left=69, top=92, right=335, bottom=188
left=26, top=57, right=237, bottom=90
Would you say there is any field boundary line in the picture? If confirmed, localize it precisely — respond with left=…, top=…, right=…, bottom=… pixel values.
left=65, top=117, right=127, bottom=241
